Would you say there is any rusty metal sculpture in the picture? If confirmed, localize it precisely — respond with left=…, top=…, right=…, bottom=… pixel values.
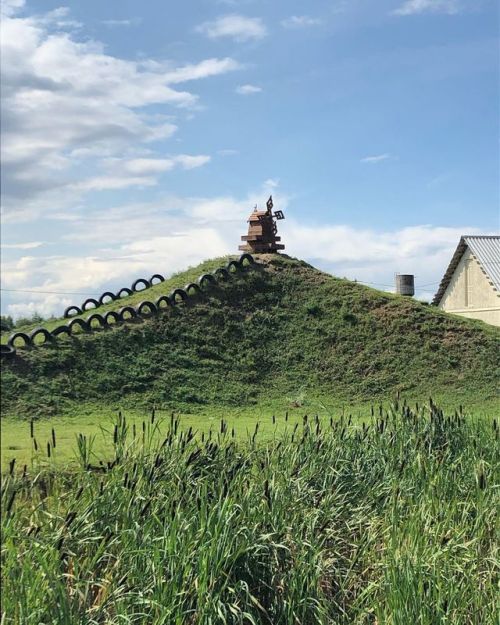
left=239, top=196, right=285, bottom=254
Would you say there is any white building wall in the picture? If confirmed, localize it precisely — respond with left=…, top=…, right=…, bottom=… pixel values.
left=438, top=248, right=500, bottom=327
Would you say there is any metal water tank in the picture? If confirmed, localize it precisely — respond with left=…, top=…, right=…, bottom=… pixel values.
left=395, top=274, right=415, bottom=296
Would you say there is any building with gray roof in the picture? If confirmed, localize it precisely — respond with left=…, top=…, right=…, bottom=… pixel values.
left=433, top=235, right=500, bottom=327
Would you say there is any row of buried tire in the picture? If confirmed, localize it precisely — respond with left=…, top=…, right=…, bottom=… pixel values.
left=63, top=273, right=167, bottom=318
left=1, top=254, right=255, bottom=360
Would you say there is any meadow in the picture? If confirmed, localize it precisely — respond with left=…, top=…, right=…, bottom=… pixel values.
left=2, top=400, right=498, bottom=624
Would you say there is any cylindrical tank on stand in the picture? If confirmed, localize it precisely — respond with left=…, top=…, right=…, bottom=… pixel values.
left=395, top=274, right=415, bottom=296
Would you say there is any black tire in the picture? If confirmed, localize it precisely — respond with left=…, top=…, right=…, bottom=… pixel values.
left=131, top=278, right=151, bottom=292
left=198, top=273, right=217, bottom=289
left=51, top=325, right=71, bottom=337
left=104, top=311, right=120, bottom=326
left=170, top=288, right=188, bottom=304
left=82, top=298, right=100, bottom=311
left=117, top=287, right=133, bottom=299
left=99, top=291, right=116, bottom=305
left=227, top=260, right=241, bottom=273
left=137, top=301, right=157, bottom=317
left=239, top=253, right=255, bottom=266
left=155, top=295, right=171, bottom=310
left=7, top=332, right=32, bottom=348
left=87, top=313, right=106, bottom=329
left=118, top=306, right=137, bottom=322
left=214, top=267, right=230, bottom=281
left=150, top=274, right=165, bottom=285
left=185, top=282, right=201, bottom=295
left=29, top=328, right=53, bottom=345
left=0, top=344, right=16, bottom=360
left=64, top=305, right=82, bottom=318
left=68, top=318, right=89, bottom=334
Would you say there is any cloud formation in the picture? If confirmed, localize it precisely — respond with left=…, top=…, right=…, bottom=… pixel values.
left=101, top=18, right=141, bottom=27
left=0, top=4, right=240, bottom=222
left=360, top=153, right=391, bottom=164
left=393, top=0, right=462, bottom=16
left=196, top=14, right=267, bottom=41
left=236, top=84, right=262, bottom=95
left=281, top=15, right=322, bottom=28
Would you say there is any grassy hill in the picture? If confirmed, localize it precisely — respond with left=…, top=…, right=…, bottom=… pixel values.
left=1, top=254, right=499, bottom=418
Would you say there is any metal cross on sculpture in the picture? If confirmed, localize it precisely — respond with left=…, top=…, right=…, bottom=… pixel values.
left=239, top=195, right=285, bottom=254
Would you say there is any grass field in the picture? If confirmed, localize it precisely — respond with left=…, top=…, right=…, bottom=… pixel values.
left=2, top=254, right=498, bottom=622
left=1, top=404, right=336, bottom=469
left=2, top=395, right=498, bottom=469
left=2, top=400, right=498, bottom=624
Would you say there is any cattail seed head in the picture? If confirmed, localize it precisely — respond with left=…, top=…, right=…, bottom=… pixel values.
left=478, top=472, right=486, bottom=490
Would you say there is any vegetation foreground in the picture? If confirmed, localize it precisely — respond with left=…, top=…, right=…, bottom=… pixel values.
left=1, top=401, right=498, bottom=624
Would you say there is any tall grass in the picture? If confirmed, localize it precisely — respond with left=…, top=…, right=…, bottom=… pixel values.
left=1, top=402, right=498, bottom=624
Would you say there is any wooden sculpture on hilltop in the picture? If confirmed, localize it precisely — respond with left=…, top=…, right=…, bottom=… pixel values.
left=239, top=196, right=285, bottom=254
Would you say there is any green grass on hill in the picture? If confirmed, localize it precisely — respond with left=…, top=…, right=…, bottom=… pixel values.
left=1, top=254, right=499, bottom=418
left=1, top=257, right=233, bottom=344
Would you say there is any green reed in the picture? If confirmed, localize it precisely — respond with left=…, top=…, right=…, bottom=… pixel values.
left=1, top=401, right=498, bottom=624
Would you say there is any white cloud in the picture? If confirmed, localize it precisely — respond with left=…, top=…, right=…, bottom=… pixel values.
left=116, top=158, right=178, bottom=175
left=236, top=84, right=262, bottom=95
left=71, top=176, right=157, bottom=192
left=360, top=153, right=391, bottom=163
left=65, top=152, right=211, bottom=192
left=284, top=222, right=479, bottom=297
left=101, top=18, right=141, bottom=27
left=1, top=241, right=44, bottom=250
left=0, top=5, right=240, bottom=222
left=393, top=0, right=462, bottom=16
left=35, top=6, right=82, bottom=29
left=217, top=148, right=239, bottom=156
left=281, top=15, right=322, bottom=28
left=196, top=14, right=267, bottom=41
left=173, top=154, right=211, bottom=169
left=1, top=0, right=25, bottom=17
left=163, top=57, right=241, bottom=84
left=103, top=154, right=211, bottom=176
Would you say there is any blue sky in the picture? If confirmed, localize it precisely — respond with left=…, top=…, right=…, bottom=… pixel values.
left=1, top=0, right=498, bottom=317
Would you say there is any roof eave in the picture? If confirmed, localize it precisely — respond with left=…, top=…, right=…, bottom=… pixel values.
left=432, top=237, right=467, bottom=306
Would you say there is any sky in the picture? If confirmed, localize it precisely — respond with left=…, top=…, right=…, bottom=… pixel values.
left=1, top=0, right=499, bottom=318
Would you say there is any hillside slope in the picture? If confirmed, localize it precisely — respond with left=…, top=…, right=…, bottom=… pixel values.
left=1, top=254, right=499, bottom=417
